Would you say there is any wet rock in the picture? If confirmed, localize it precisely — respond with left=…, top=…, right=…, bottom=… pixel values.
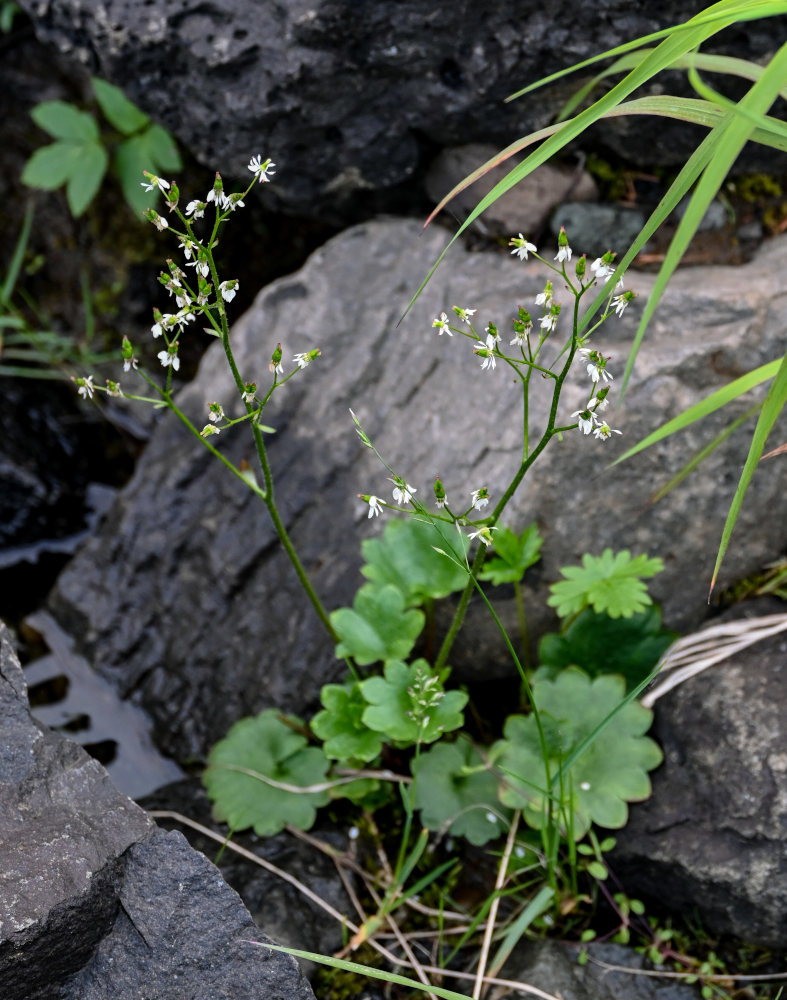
left=44, top=221, right=787, bottom=762
left=0, top=621, right=315, bottom=1000
left=549, top=202, right=648, bottom=258
left=612, top=600, right=787, bottom=948
left=16, top=0, right=782, bottom=219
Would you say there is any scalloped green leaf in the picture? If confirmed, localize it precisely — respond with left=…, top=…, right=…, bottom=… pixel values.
left=331, top=583, right=424, bottom=665
left=548, top=549, right=664, bottom=619
left=203, top=709, right=330, bottom=836
left=537, top=606, right=676, bottom=691
left=413, top=740, right=510, bottom=846
left=360, top=519, right=469, bottom=605
left=360, top=659, right=467, bottom=745
left=31, top=100, right=99, bottom=141
left=310, top=683, right=383, bottom=762
left=495, top=668, right=661, bottom=837
left=478, top=523, right=543, bottom=585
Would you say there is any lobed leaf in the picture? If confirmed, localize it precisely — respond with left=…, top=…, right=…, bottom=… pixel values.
left=310, top=682, right=383, bottom=762
left=548, top=549, right=663, bottom=619
left=204, top=709, right=330, bottom=836
left=331, top=584, right=424, bottom=665
left=361, top=519, right=469, bottom=604
left=478, top=523, right=543, bottom=585
left=92, top=77, right=150, bottom=134
left=360, top=659, right=467, bottom=745
left=413, top=740, right=509, bottom=846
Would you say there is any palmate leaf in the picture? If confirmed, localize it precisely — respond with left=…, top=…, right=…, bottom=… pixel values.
left=310, top=682, right=383, bottom=763
left=30, top=100, right=99, bottom=141
left=478, top=523, right=543, bottom=585
left=537, top=606, right=676, bottom=691
left=361, top=518, right=469, bottom=604
left=92, top=77, right=150, bottom=134
left=331, top=583, right=424, bottom=665
left=204, top=709, right=330, bottom=836
left=548, top=549, right=663, bottom=619
left=495, top=668, right=662, bottom=837
left=412, top=740, right=510, bottom=846
left=360, top=659, right=467, bottom=745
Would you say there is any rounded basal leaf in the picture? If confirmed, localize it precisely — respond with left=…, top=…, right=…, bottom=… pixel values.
left=495, top=668, right=662, bottom=838
left=31, top=100, right=100, bottom=141
left=537, top=606, right=676, bottom=691
left=204, top=709, right=330, bottom=836
left=311, top=683, right=383, bottom=762
left=331, top=584, right=424, bottom=665
left=65, top=142, right=108, bottom=217
left=548, top=549, right=664, bottom=619
left=413, top=741, right=509, bottom=846
left=360, top=519, right=469, bottom=604
left=478, top=523, right=543, bottom=585
left=360, top=659, right=467, bottom=745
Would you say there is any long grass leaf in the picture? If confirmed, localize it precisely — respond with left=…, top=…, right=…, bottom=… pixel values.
left=647, top=405, right=760, bottom=505
left=488, top=887, right=555, bottom=974
left=613, top=360, right=781, bottom=463
left=1, top=202, right=34, bottom=305
left=711, top=350, right=787, bottom=594
left=621, top=42, right=787, bottom=394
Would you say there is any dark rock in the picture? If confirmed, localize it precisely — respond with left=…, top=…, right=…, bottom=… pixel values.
left=45, top=221, right=787, bottom=762
left=0, top=621, right=315, bottom=999
left=16, top=0, right=784, bottom=220
left=500, top=940, right=698, bottom=1000
left=141, top=778, right=351, bottom=977
left=611, top=600, right=787, bottom=948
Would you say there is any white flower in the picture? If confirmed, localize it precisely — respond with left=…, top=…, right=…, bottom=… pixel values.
left=485, top=323, right=501, bottom=344
left=509, top=233, right=537, bottom=260
left=187, top=258, right=210, bottom=278
left=76, top=375, right=94, bottom=399
left=105, top=380, right=122, bottom=397
left=589, top=392, right=609, bottom=413
left=149, top=212, right=168, bottom=231
left=123, top=356, right=138, bottom=372
left=200, top=424, right=220, bottom=438
left=452, top=306, right=476, bottom=325
left=571, top=409, right=598, bottom=435
left=390, top=479, right=416, bottom=505
left=185, top=200, right=205, bottom=219
left=540, top=311, right=558, bottom=333
left=592, top=422, right=622, bottom=441
left=208, top=402, right=224, bottom=423
left=473, top=333, right=497, bottom=371
left=158, top=347, right=180, bottom=371
left=248, top=155, right=276, bottom=183
left=611, top=292, right=630, bottom=317
left=367, top=495, right=383, bottom=518
left=578, top=348, right=613, bottom=383
left=242, top=383, right=257, bottom=403
left=591, top=257, right=615, bottom=281
left=535, top=283, right=553, bottom=308
left=293, top=353, right=311, bottom=369
left=141, top=173, right=170, bottom=193
left=471, top=487, right=489, bottom=511
left=432, top=312, right=452, bottom=336
left=468, top=526, right=498, bottom=546
left=219, top=280, right=238, bottom=302
left=554, top=241, right=572, bottom=264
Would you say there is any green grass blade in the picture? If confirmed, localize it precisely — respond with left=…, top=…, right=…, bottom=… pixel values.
left=489, top=886, right=555, bottom=974
left=621, top=41, right=787, bottom=394
left=647, top=405, right=760, bottom=505
left=504, top=0, right=784, bottom=101
left=405, top=11, right=740, bottom=321
left=1, top=202, right=34, bottom=305
left=686, top=56, right=787, bottom=139
left=710, top=350, right=787, bottom=594
left=252, top=942, right=481, bottom=1000
left=613, top=360, right=781, bottom=463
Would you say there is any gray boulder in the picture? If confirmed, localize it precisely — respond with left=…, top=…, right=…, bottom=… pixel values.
left=0, top=622, right=315, bottom=1000
left=45, top=220, right=787, bottom=762
left=611, top=600, right=787, bottom=948
left=17, top=0, right=781, bottom=218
